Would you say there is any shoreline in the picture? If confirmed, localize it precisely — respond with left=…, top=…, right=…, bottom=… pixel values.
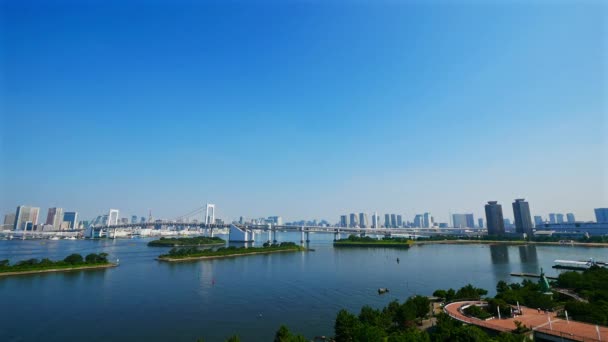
left=148, top=242, right=225, bottom=248
left=0, top=263, right=118, bottom=277
left=413, top=240, right=608, bottom=248
left=333, top=242, right=411, bottom=248
left=157, top=248, right=307, bottom=262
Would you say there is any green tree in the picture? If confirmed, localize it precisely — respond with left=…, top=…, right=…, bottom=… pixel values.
left=334, top=309, right=359, bottom=342
left=63, top=254, right=83, bottom=264
left=0, top=259, right=10, bottom=267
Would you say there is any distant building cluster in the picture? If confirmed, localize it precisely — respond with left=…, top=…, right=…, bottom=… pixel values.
left=2, top=205, right=80, bottom=232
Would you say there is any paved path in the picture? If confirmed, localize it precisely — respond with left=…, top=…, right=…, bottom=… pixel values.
left=444, top=301, right=608, bottom=342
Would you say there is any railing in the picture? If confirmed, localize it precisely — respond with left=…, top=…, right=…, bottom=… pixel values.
left=535, top=327, right=602, bottom=342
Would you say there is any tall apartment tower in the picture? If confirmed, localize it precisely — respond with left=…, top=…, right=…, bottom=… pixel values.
left=485, top=201, right=505, bottom=236
left=512, top=199, right=533, bottom=236
left=566, top=213, right=576, bottom=223
left=595, top=208, right=608, bottom=223
left=384, top=214, right=390, bottom=228
left=349, top=213, right=358, bottom=228
left=14, top=205, right=40, bottom=230
left=477, top=218, right=484, bottom=228
left=46, top=207, right=64, bottom=230
left=340, top=215, right=348, bottom=228
left=359, top=213, right=368, bottom=228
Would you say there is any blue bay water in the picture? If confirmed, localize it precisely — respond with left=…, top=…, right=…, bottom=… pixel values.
left=0, top=233, right=606, bottom=341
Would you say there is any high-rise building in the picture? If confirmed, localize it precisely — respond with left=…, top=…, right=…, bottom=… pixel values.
left=267, top=216, right=283, bottom=225
left=340, top=215, right=348, bottom=228
left=485, top=201, right=505, bottom=236
left=549, top=213, right=557, bottom=224
left=534, top=216, right=543, bottom=227
left=423, top=213, right=432, bottom=228
left=512, top=199, right=533, bottom=236
left=131, top=215, right=138, bottom=224
left=140, top=217, right=146, bottom=223
left=504, top=218, right=512, bottom=229
left=566, top=213, right=576, bottom=223
left=556, top=214, right=564, bottom=224
left=46, top=207, right=64, bottom=230
left=14, top=206, right=40, bottom=230
left=371, top=212, right=379, bottom=228
left=477, top=218, right=484, bottom=228
left=465, top=214, right=475, bottom=228
left=594, top=208, right=608, bottom=223
left=359, top=213, right=367, bottom=228
left=397, top=215, right=403, bottom=228
left=413, top=214, right=423, bottom=228
left=3, top=213, right=16, bottom=226
left=389, top=214, right=396, bottom=228
left=63, top=212, right=79, bottom=229
left=349, top=213, right=358, bottom=227
left=452, top=214, right=467, bottom=228
left=384, top=214, right=390, bottom=228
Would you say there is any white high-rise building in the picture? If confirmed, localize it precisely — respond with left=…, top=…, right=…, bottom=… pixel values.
left=14, top=206, right=40, bottom=230
left=423, top=212, right=432, bottom=228
left=46, top=207, right=64, bottom=230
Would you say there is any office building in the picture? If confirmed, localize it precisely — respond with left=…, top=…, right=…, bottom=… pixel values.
left=534, top=216, right=543, bottom=227
left=14, top=205, right=40, bottom=230
left=595, top=208, right=608, bottom=223
left=46, top=207, right=64, bottom=230
left=140, top=217, right=146, bottom=223
left=549, top=213, right=557, bottom=224
left=389, top=214, right=396, bottom=228
left=267, top=216, right=283, bottom=226
left=349, top=213, right=358, bottom=228
left=413, top=214, right=423, bottom=228
left=423, top=213, right=432, bottom=228
left=358, top=213, right=367, bottom=228
left=131, top=215, right=138, bottom=224
left=108, top=209, right=119, bottom=226
left=452, top=214, right=467, bottom=228
left=556, top=214, right=564, bottom=224
left=372, top=212, right=379, bottom=228
left=340, top=215, right=348, bottom=228
left=4, top=213, right=16, bottom=226
left=566, top=213, right=576, bottom=223
left=63, top=212, right=78, bottom=229
left=512, top=199, right=533, bottom=236
left=383, top=214, right=390, bottom=228
left=452, top=213, right=475, bottom=228
left=478, top=218, right=484, bottom=228
left=397, top=215, right=403, bottom=228
left=485, top=201, right=505, bottom=236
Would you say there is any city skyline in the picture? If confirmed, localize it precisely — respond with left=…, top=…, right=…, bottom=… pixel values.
left=1, top=1, right=606, bottom=222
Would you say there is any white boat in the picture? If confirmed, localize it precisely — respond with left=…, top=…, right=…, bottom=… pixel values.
left=50, top=236, right=60, bottom=240
left=65, top=236, right=77, bottom=240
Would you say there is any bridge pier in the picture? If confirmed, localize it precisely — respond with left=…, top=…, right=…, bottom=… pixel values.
left=267, top=230, right=272, bottom=244
left=334, top=231, right=339, bottom=241
left=273, top=229, right=277, bottom=244
left=300, top=230, right=305, bottom=244
left=305, top=231, right=310, bottom=243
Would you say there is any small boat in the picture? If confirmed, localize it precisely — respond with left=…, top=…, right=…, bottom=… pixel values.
left=50, top=236, right=60, bottom=240
left=378, top=288, right=390, bottom=294
left=65, top=236, right=77, bottom=240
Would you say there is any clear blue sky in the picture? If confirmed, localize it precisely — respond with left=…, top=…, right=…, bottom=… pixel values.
left=1, top=0, right=606, bottom=223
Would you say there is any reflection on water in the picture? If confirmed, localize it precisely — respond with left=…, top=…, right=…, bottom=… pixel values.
left=0, top=238, right=606, bottom=342
left=489, top=244, right=509, bottom=264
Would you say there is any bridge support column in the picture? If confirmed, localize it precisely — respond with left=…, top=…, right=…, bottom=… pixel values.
left=305, top=231, right=310, bottom=243
left=334, top=231, right=338, bottom=241
left=210, top=227, right=214, bottom=238
left=273, top=230, right=277, bottom=244
left=267, top=230, right=271, bottom=244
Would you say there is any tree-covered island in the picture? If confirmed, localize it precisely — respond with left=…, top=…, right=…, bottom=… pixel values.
left=0, top=253, right=116, bottom=276
left=147, top=236, right=225, bottom=247
left=157, top=242, right=307, bottom=262
left=333, top=235, right=412, bottom=248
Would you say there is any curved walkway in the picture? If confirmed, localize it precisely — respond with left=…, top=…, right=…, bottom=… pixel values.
left=444, top=301, right=607, bottom=342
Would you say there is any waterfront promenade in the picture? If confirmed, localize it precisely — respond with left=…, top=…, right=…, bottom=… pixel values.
left=444, top=301, right=608, bottom=342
